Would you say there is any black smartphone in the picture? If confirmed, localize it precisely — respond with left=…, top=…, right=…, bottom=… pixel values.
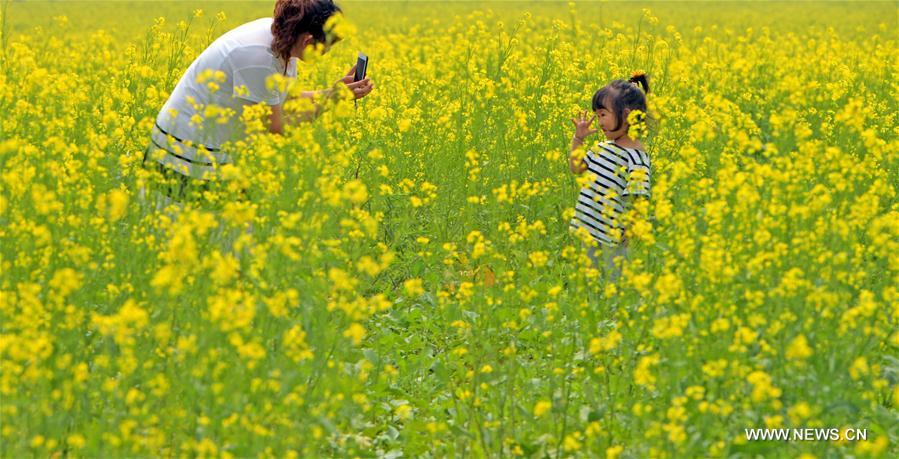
left=354, top=52, right=368, bottom=82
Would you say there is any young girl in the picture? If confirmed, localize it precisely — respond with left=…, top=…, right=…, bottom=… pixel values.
left=568, top=73, right=651, bottom=280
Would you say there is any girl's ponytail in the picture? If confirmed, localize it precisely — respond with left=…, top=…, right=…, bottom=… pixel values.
left=628, top=72, right=650, bottom=94
left=591, top=73, right=652, bottom=133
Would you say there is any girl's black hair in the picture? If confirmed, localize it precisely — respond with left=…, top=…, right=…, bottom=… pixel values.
left=591, top=73, right=651, bottom=132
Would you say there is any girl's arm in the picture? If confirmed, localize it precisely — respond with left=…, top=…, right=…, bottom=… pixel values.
left=621, top=194, right=635, bottom=246
left=621, top=194, right=649, bottom=247
left=569, top=137, right=588, bottom=174
left=569, top=111, right=597, bottom=174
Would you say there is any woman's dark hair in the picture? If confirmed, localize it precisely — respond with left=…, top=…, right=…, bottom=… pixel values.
left=271, top=0, right=342, bottom=72
left=591, top=73, right=651, bottom=132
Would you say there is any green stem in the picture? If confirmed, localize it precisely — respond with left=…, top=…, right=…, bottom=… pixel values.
left=0, top=0, right=10, bottom=69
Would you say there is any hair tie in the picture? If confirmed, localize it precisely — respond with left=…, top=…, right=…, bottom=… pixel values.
left=628, top=71, right=649, bottom=93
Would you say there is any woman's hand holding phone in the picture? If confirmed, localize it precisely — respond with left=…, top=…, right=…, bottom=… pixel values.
left=335, top=64, right=373, bottom=100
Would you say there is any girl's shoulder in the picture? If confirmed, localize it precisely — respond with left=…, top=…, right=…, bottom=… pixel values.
left=607, top=140, right=651, bottom=165
left=594, top=140, right=625, bottom=151
left=608, top=139, right=647, bottom=152
left=596, top=140, right=638, bottom=155
left=588, top=141, right=626, bottom=160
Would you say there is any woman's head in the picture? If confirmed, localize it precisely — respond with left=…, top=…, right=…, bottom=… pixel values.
left=591, top=73, right=650, bottom=139
left=271, top=0, right=342, bottom=65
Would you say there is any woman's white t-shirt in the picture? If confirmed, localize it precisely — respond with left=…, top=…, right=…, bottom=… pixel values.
left=149, top=17, right=297, bottom=179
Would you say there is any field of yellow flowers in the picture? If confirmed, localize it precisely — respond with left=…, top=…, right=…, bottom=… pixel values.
left=1, top=1, right=897, bottom=457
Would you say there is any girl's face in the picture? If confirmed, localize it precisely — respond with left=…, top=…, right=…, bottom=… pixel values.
left=595, top=96, right=632, bottom=140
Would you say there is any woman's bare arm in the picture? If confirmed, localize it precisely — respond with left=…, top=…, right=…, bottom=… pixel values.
left=269, top=104, right=285, bottom=135
left=268, top=77, right=373, bottom=134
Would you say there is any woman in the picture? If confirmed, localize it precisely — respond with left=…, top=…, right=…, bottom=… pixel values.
left=141, top=0, right=372, bottom=207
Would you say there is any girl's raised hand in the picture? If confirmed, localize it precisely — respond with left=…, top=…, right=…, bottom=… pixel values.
left=570, top=110, right=598, bottom=141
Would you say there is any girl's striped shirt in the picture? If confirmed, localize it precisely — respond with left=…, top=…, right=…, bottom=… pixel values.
left=569, top=140, right=651, bottom=247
